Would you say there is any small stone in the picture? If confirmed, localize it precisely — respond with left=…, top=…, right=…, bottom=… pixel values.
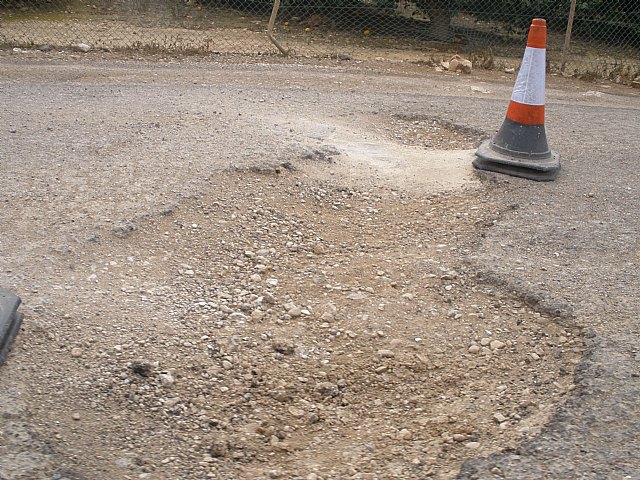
left=468, top=345, right=480, bottom=354
left=71, top=347, right=83, bottom=358
left=465, top=441, right=480, bottom=449
left=490, top=340, right=506, bottom=350
left=272, top=340, right=295, bottom=355
left=452, top=433, right=466, bottom=442
left=288, top=406, right=305, bottom=417
left=398, top=429, right=413, bottom=440
left=209, top=440, right=228, bottom=457
left=504, top=67, right=515, bottom=74
left=71, top=412, right=81, bottom=421
left=315, top=382, right=339, bottom=398
left=222, top=360, right=233, bottom=370
left=250, top=273, right=262, bottom=282
left=288, top=307, right=302, bottom=318
left=493, top=413, right=507, bottom=423
left=459, top=59, right=473, bottom=73
left=130, top=362, right=152, bottom=377
left=164, top=398, right=180, bottom=408
left=376, top=349, right=395, bottom=359
left=338, top=52, right=351, bottom=61
left=530, top=352, right=540, bottom=361
left=159, top=373, right=175, bottom=388
left=480, top=337, right=491, bottom=346
left=312, top=244, right=326, bottom=254
left=74, top=43, right=91, bottom=52
left=266, top=278, right=278, bottom=286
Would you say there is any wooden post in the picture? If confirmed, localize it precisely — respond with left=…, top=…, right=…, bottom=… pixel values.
left=561, top=0, right=577, bottom=71
left=267, top=0, right=289, bottom=56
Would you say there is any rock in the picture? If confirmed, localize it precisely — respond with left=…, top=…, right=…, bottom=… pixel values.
left=452, top=433, right=466, bottom=442
left=490, top=340, right=506, bottom=350
left=448, top=55, right=472, bottom=74
left=441, top=61, right=450, bottom=70
left=159, top=373, right=175, bottom=388
left=480, top=337, right=491, bottom=346
left=504, top=67, right=516, bottom=74
left=272, top=340, right=295, bottom=355
left=71, top=412, right=81, bottom=420
left=164, top=397, right=181, bottom=408
left=288, top=306, right=302, bottom=318
left=315, top=382, right=339, bottom=398
left=130, top=362, right=153, bottom=377
left=312, top=244, right=326, bottom=254
left=398, top=429, right=413, bottom=440
left=229, top=312, right=247, bottom=321
left=70, top=347, right=83, bottom=358
left=493, top=413, right=507, bottom=423
left=222, top=360, right=233, bottom=370
left=465, top=441, right=480, bottom=449
left=346, top=291, right=368, bottom=300
left=73, top=43, right=91, bottom=53
left=209, top=440, right=228, bottom=457
left=338, top=52, right=352, bottom=61
left=468, top=345, right=480, bottom=354
left=288, top=406, right=305, bottom=417
left=376, top=349, right=395, bottom=359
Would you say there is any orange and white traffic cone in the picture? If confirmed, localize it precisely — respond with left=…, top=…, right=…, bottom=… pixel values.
left=473, top=18, right=560, bottom=181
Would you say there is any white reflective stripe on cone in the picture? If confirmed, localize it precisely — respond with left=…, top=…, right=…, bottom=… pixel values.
left=511, top=47, right=546, bottom=106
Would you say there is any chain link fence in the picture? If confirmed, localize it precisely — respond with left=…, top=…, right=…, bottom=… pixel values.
left=1, top=0, right=639, bottom=84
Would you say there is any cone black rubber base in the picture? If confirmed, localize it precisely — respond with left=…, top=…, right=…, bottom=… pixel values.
left=0, top=289, right=23, bottom=365
left=474, top=139, right=560, bottom=182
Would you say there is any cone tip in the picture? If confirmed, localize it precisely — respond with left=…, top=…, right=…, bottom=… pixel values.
left=532, top=18, right=546, bottom=27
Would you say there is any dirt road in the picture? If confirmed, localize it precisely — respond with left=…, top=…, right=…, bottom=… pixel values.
left=0, top=51, right=638, bottom=479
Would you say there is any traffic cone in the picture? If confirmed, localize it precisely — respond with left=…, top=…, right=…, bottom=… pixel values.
left=473, top=18, right=560, bottom=181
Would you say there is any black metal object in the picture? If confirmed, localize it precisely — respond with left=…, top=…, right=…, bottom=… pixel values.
left=0, top=289, right=23, bottom=365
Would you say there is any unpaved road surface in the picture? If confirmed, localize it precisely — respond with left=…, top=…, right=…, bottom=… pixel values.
left=0, top=51, right=639, bottom=479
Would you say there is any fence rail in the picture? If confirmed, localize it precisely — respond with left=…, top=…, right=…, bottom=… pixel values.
left=1, top=0, right=639, bottom=84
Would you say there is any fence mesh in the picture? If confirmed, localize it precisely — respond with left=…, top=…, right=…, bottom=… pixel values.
left=1, top=0, right=639, bottom=84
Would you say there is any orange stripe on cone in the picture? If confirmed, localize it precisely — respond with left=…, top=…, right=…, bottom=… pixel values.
left=527, top=18, right=547, bottom=49
left=506, top=101, right=545, bottom=125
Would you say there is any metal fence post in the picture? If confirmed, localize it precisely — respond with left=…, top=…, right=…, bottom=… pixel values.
left=561, top=0, right=578, bottom=71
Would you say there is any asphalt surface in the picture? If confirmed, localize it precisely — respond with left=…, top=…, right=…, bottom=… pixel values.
left=1, top=52, right=639, bottom=479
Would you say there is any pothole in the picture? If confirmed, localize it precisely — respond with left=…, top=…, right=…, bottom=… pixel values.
left=385, top=115, right=486, bottom=150
left=13, top=172, right=584, bottom=479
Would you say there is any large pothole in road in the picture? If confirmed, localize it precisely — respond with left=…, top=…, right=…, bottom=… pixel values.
left=10, top=170, right=584, bottom=479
